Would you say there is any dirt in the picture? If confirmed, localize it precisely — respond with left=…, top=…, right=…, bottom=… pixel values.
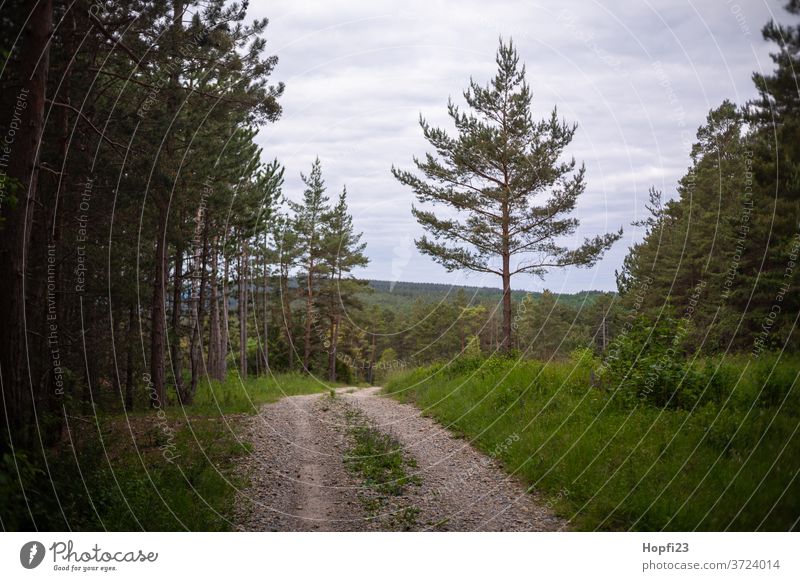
left=235, top=387, right=566, bottom=532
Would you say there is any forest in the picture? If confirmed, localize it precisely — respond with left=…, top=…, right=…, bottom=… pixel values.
left=1, top=0, right=798, bottom=532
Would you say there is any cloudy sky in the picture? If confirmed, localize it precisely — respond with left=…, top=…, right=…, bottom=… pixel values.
left=248, top=0, right=784, bottom=293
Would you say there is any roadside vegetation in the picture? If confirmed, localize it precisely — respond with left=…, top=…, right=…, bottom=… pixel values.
left=0, top=374, right=329, bottom=531
left=385, top=351, right=800, bottom=531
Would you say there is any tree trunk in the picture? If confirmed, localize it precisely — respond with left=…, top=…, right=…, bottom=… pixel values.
left=207, top=242, right=224, bottom=381
left=170, top=243, right=184, bottom=397
left=148, top=0, right=184, bottom=410
left=125, top=305, right=135, bottom=411
left=280, top=263, right=295, bottom=370
left=188, top=226, right=209, bottom=401
left=500, top=194, right=512, bottom=352
left=262, top=249, right=270, bottom=373
left=0, top=0, right=53, bottom=448
left=327, top=314, right=339, bottom=382
left=367, top=333, right=377, bottom=385
left=303, top=260, right=314, bottom=370
left=501, top=257, right=512, bottom=352
left=220, top=248, right=230, bottom=378
left=238, top=243, right=248, bottom=378
left=150, top=206, right=168, bottom=408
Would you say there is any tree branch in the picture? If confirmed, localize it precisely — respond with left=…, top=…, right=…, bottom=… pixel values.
left=87, top=9, right=147, bottom=69
left=46, top=99, right=129, bottom=152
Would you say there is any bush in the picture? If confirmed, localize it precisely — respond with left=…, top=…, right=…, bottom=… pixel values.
left=601, top=316, right=708, bottom=409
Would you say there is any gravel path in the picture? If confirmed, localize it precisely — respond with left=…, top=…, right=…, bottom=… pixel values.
left=235, top=394, right=367, bottom=531
left=235, top=387, right=565, bottom=532
left=343, top=388, right=565, bottom=531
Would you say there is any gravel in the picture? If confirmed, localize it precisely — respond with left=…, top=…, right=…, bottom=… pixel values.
left=343, top=388, right=566, bottom=531
left=234, top=393, right=368, bottom=531
left=235, top=387, right=566, bottom=532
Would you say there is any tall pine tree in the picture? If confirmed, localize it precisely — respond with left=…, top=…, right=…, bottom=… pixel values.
left=393, top=39, right=621, bottom=351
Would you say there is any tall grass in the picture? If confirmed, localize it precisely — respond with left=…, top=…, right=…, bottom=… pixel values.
left=2, top=372, right=331, bottom=531
left=190, top=372, right=331, bottom=414
left=385, top=353, right=800, bottom=531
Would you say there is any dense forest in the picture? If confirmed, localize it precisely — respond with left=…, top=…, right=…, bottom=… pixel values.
left=1, top=0, right=799, bottom=532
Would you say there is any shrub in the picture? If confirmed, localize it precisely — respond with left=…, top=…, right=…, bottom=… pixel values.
left=601, top=316, right=708, bottom=409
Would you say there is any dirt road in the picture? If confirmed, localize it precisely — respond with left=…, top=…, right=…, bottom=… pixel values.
left=235, top=387, right=565, bottom=531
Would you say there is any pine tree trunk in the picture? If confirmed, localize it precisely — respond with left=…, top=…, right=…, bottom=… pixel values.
left=0, top=0, right=53, bottom=449
left=262, top=248, right=270, bottom=373
left=280, top=267, right=294, bottom=370
left=150, top=206, right=168, bottom=408
left=303, top=261, right=314, bottom=370
left=188, top=225, right=208, bottom=401
left=501, top=196, right=512, bottom=352
left=207, top=243, right=224, bottom=381
left=327, top=314, right=339, bottom=382
left=170, top=244, right=184, bottom=397
left=221, top=249, right=230, bottom=378
left=149, top=0, right=184, bottom=409
left=125, top=305, right=135, bottom=411
left=238, top=244, right=248, bottom=378
left=501, top=256, right=512, bottom=352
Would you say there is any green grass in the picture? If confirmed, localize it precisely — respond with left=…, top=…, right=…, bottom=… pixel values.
left=384, top=353, right=800, bottom=531
left=190, top=372, right=331, bottom=414
left=342, top=406, right=421, bottom=529
left=2, top=372, right=331, bottom=531
left=344, top=411, right=420, bottom=497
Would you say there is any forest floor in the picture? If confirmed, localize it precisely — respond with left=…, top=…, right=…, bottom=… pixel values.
left=234, top=387, right=565, bottom=531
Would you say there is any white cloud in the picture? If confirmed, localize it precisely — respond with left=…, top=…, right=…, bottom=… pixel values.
left=249, top=0, right=781, bottom=292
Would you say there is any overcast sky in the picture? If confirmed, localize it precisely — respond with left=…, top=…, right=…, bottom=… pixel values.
left=248, top=0, right=784, bottom=293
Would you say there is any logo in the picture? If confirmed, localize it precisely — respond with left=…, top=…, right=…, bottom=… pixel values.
left=20, top=541, right=46, bottom=569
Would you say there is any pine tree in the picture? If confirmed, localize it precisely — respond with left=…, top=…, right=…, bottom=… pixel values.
left=744, top=0, right=800, bottom=352
left=393, top=39, right=621, bottom=351
left=320, top=186, right=369, bottom=381
left=290, top=158, right=331, bottom=371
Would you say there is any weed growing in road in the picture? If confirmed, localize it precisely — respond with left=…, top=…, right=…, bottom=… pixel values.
left=342, top=407, right=421, bottom=529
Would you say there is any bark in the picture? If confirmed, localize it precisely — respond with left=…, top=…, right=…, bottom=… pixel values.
left=150, top=206, right=168, bottom=407
left=327, top=313, right=339, bottom=382
left=207, top=242, right=224, bottom=381
left=220, top=247, right=230, bottom=378
left=170, top=243, right=184, bottom=396
left=125, top=305, right=135, bottom=411
left=303, top=259, right=314, bottom=370
left=238, top=242, right=249, bottom=378
left=262, top=250, right=270, bottom=373
left=501, top=200, right=512, bottom=352
left=0, top=0, right=53, bottom=448
left=280, top=262, right=294, bottom=370
left=367, top=333, right=377, bottom=385
left=187, top=225, right=208, bottom=401
left=148, top=0, right=184, bottom=409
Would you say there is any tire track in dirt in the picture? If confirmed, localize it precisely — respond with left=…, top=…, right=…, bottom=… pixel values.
left=236, top=388, right=565, bottom=531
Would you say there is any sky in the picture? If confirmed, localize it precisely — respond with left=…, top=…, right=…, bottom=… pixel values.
left=247, top=0, right=786, bottom=293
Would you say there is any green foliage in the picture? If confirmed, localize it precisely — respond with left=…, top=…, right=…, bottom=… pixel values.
left=601, top=316, right=709, bottom=409
left=191, top=372, right=331, bottom=414
left=616, top=2, right=800, bottom=353
left=362, top=280, right=606, bottom=312
left=341, top=404, right=421, bottom=530
left=345, top=423, right=420, bottom=497
left=0, top=417, right=246, bottom=531
left=0, top=374, right=328, bottom=531
left=343, top=407, right=421, bottom=518
left=385, top=354, right=800, bottom=531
